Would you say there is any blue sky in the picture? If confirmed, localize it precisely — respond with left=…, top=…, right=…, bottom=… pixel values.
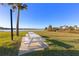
left=0, top=3, right=79, bottom=28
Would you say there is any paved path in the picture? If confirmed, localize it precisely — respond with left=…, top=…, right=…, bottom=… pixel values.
left=18, top=33, right=48, bottom=56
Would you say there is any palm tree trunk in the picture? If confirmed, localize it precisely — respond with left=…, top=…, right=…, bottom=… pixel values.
left=10, top=9, right=13, bottom=40
left=16, top=9, right=20, bottom=36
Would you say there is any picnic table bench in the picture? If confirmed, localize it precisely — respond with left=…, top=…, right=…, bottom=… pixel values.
left=23, top=32, right=46, bottom=47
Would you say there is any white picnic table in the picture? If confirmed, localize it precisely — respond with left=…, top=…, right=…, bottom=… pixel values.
left=26, top=32, right=44, bottom=47
left=19, top=32, right=48, bottom=55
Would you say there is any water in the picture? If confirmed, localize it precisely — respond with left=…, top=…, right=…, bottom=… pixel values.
left=0, top=29, right=43, bottom=32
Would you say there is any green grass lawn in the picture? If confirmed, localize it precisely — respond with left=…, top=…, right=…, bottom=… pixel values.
left=0, top=31, right=26, bottom=56
left=23, top=31, right=79, bottom=56
left=1, top=31, right=79, bottom=56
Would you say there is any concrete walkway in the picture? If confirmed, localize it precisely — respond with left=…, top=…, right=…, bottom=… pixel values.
left=18, top=35, right=48, bottom=56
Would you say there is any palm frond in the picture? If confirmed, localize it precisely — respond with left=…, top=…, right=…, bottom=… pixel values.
left=19, top=4, right=27, bottom=10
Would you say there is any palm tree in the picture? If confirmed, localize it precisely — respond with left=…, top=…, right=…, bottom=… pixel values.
left=0, top=3, right=14, bottom=40
left=8, top=3, right=28, bottom=36
left=10, top=9, right=13, bottom=40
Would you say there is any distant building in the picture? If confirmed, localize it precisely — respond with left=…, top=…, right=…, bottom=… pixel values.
left=73, top=25, right=78, bottom=30
left=60, top=25, right=68, bottom=29
left=60, top=25, right=79, bottom=30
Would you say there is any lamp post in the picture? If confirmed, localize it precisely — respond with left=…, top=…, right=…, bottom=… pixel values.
left=10, top=9, right=13, bottom=40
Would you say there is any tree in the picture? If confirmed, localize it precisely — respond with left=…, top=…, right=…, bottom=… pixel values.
left=59, top=26, right=64, bottom=31
left=45, top=27, right=47, bottom=30
left=74, top=25, right=78, bottom=30
left=0, top=3, right=14, bottom=40
left=69, top=26, right=75, bottom=31
left=60, top=26, right=63, bottom=29
left=10, top=9, right=13, bottom=40
left=8, top=3, right=27, bottom=36
left=64, top=25, right=69, bottom=31
left=53, top=27, right=59, bottom=32
left=47, top=25, right=53, bottom=31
